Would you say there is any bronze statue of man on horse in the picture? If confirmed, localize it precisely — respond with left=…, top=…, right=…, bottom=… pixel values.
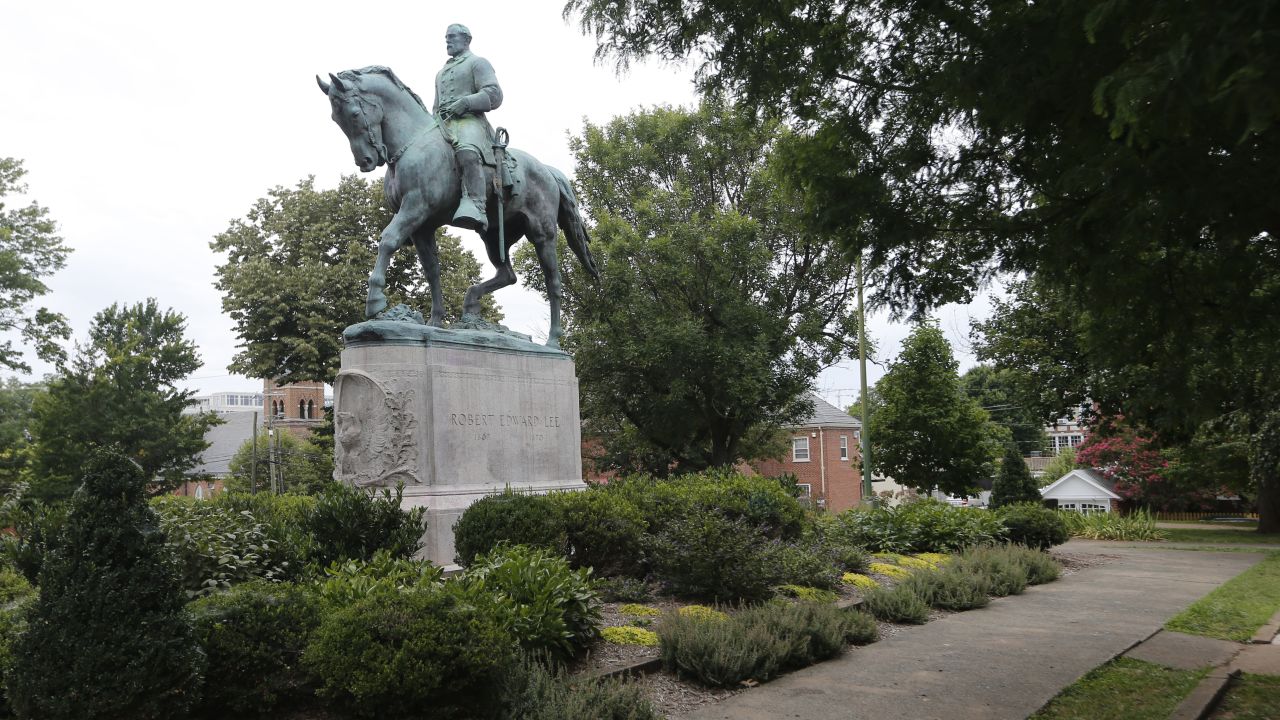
left=316, top=24, right=598, bottom=349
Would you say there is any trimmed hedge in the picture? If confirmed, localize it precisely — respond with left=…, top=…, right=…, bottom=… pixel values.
left=452, top=490, right=566, bottom=567
left=997, top=503, right=1069, bottom=549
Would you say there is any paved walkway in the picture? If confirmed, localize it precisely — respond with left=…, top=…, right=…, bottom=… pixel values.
left=680, top=540, right=1266, bottom=720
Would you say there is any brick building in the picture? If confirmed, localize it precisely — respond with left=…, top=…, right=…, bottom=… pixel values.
left=753, top=395, right=864, bottom=513
left=263, top=379, right=326, bottom=439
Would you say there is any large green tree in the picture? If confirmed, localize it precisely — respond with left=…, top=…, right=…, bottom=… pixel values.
left=0, top=158, right=71, bottom=372
left=212, top=175, right=499, bottom=384
left=225, top=432, right=335, bottom=496
left=521, top=102, right=861, bottom=473
left=567, top=0, right=1280, bottom=531
left=869, top=323, right=1001, bottom=496
left=0, top=377, right=43, bottom=494
left=26, top=300, right=218, bottom=502
left=961, top=364, right=1049, bottom=455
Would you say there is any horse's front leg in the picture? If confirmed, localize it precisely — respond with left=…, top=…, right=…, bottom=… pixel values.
left=411, top=227, right=445, bottom=327
left=367, top=201, right=428, bottom=319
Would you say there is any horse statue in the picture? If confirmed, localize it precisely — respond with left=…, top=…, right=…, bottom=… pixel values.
left=315, top=66, right=597, bottom=348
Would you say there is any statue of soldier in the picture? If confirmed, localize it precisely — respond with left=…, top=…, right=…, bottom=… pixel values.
left=435, top=23, right=502, bottom=233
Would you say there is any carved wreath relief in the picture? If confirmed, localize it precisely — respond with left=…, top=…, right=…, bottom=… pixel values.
left=334, top=371, right=420, bottom=487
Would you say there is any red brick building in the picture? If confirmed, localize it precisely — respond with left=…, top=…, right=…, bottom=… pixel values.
left=753, top=395, right=864, bottom=513
left=263, top=379, right=326, bottom=439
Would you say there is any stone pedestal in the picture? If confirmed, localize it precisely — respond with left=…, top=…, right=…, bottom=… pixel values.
left=334, top=320, right=585, bottom=566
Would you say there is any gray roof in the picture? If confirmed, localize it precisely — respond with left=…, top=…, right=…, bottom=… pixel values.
left=1077, top=467, right=1118, bottom=494
left=791, top=394, right=862, bottom=429
left=188, top=412, right=260, bottom=478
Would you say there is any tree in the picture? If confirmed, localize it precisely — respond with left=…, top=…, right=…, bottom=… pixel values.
left=26, top=300, right=218, bottom=502
left=961, top=364, right=1049, bottom=455
left=990, top=445, right=1040, bottom=508
left=8, top=449, right=204, bottom=719
left=1040, top=447, right=1078, bottom=488
left=226, top=432, right=335, bottom=496
left=212, top=175, right=500, bottom=385
left=565, top=1, right=1280, bottom=530
left=0, top=377, right=43, bottom=495
left=869, top=323, right=1001, bottom=496
left=521, top=102, right=861, bottom=473
left=0, top=158, right=71, bottom=372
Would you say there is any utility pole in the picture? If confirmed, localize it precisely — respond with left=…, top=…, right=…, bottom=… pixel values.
left=251, top=411, right=258, bottom=494
left=857, top=254, right=874, bottom=501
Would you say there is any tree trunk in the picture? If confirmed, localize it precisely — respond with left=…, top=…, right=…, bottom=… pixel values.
left=1251, top=408, right=1280, bottom=534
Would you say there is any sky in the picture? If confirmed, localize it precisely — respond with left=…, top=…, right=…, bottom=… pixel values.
left=2, top=0, right=992, bottom=411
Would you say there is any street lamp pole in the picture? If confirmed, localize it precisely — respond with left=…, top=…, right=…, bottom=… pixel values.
left=857, top=254, right=873, bottom=501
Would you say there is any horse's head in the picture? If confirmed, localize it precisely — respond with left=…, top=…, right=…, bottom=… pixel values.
left=317, top=72, right=386, bottom=172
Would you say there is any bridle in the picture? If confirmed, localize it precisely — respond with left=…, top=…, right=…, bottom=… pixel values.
left=337, top=88, right=389, bottom=167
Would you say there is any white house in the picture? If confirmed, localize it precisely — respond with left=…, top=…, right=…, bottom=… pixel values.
left=1040, top=468, right=1121, bottom=513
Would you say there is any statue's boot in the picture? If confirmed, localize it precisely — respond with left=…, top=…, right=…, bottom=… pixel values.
left=453, top=155, right=489, bottom=233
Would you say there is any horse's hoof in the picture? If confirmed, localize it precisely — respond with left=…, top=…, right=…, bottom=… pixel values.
left=546, top=337, right=561, bottom=350
left=366, top=296, right=389, bottom=318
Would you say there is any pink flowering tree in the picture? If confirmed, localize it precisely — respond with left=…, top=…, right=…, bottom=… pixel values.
left=1075, top=418, right=1218, bottom=510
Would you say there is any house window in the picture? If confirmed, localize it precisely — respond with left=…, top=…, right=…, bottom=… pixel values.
left=792, top=436, right=810, bottom=462
left=796, top=483, right=812, bottom=499
left=840, top=435, right=849, bottom=461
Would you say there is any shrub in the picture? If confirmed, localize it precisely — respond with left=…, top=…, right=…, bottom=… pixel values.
left=658, top=600, right=860, bottom=687
left=619, top=603, right=661, bottom=617
left=829, top=499, right=1004, bottom=553
left=190, top=582, right=323, bottom=717
left=551, top=490, right=647, bottom=576
left=776, top=585, right=840, bottom=603
left=990, top=445, right=1042, bottom=508
left=1060, top=508, right=1166, bottom=541
left=8, top=449, right=204, bottom=720
left=462, top=544, right=601, bottom=662
left=867, top=562, right=911, bottom=580
left=842, top=573, right=880, bottom=591
left=954, top=546, right=1028, bottom=597
left=0, top=564, right=32, bottom=605
left=843, top=609, right=879, bottom=645
left=0, top=603, right=30, bottom=717
left=902, top=568, right=991, bottom=611
left=1014, top=548, right=1062, bottom=585
left=452, top=490, right=566, bottom=566
left=915, top=552, right=952, bottom=566
left=997, top=503, right=1069, bottom=549
left=767, top=541, right=842, bottom=590
left=212, top=492, right=318, bottom=577
left=603, top=470, right=807, bottom=539
left=648, top=510, right=778, bottom=602
left=861, top=584, right=930, bottom=624
left=497, top=652, right=661, bottom=720
left=305, top=483, right=425, bottom=567
left=595, top=576, right=652, bottom=603
left=316, top=550, right=444, bottom=607
left=0, top=500, right=67, bottom=584
left=152, top=496, right=287, bottom=597
left=303, top=584, right=516, bottom=719
left=601, top=626, right=660, bottom=646
left=680, top=605, right=730, bottom=623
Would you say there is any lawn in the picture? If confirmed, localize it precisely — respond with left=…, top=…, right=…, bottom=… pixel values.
left=1211, top=673, right=1280, bottom=720
left=1161, top=528, right=1280, bottom=545
left=1165, top=552, right=1280, bottom=641
left=1030, top=657, right=1208, bottom=720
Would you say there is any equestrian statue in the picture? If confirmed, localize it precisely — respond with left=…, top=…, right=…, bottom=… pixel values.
left=316, top=23, right=597, bottom=349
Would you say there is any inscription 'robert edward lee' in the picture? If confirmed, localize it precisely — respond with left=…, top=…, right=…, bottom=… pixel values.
left=449, top=412, right=562, bottom=429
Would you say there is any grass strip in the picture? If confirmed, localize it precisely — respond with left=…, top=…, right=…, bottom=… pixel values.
left=1165, top=552, right=1280, bottom=641
left=1030, top=657, right=1207, bottom=720
left=1160, top=528, right=1280, bottom=545
left=1213, top=673, right=1280, bottom=720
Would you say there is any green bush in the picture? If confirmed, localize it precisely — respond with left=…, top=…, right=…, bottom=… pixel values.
left=0, top=501, right=67, bottom=584
left=1013, top=547, right=1062, bottom=585
left=990, top=445, right=1042, bottom=508
left=0, top=603, right=30, bottom=717
left=452, top=490, right=567, bottom=567
left=861, top=584, right=930, bottom=624
left=997, top=503, right=1069, bottom=549
left=212, top=492, right=318, bottom=578
left=152, top=496, right=287, bottom=597
left=315, top=549, right=444, bottom=607
left=461, top=544, right=601, bottom=662
left=0, top=564, right=32, bottom=606
left=648, top=509, right=778, bottom=602
left=657, top=599, right=861, bottom=687
left=595, top=576, right=652, bottom=603
left=497, top=653, right=661, bottom=720
left=829, top=499, right=1004, bottom=553
left=305, top=483, right=425, bottom=567
left=551, top=489, right=647, bottom=577
left=8, top=449, right=205, bottom=720
left=303, top=584, right=516, bottom=719
left=602, top=470, right=807, bottom=539
left=902, top=568, right=991, bottom=611
left=843, top=609, right=879, bottom=645
left=1060, top=508, right=1165, bottom=540
left=767, top=541, right=842, bottom=590
left=190, top=582, right=323, bottom=717
left=953, top=546, right=1029, bottom=596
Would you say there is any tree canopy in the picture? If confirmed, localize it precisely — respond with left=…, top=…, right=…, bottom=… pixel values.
left=212, top=175, right=499, bottom=385
left=566, top=0, right=1280, bottom=530
left=961, top=364, right=1049, bottom=455
left=868, top=322, right=1000, bottom=496
left=0, top=158, right=71, bottom=373
left=26, top=300, right=218, bottom=502
left=226, top=432, right=334, bottom=496
left=520, top=101, right=861, bottom=473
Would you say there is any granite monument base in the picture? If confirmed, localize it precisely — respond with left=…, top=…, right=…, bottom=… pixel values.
left=335, top=318, right=586, bottom=567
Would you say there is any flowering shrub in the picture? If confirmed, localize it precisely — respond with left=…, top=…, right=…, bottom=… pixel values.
left=842, top=573, right=880, bottom=591
left=602, top=626, right=660, bottom=647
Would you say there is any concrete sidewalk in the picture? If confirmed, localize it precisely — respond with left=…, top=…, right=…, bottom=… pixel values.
left=680, top=541, right=1265, bottom=720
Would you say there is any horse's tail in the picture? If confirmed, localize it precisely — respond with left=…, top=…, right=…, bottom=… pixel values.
left=551, top=167, right=599, bottom=281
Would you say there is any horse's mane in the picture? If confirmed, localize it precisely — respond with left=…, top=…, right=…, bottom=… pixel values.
left=337, top=66, right=430, bottom=115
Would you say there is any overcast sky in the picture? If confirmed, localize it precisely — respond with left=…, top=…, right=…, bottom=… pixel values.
left=2, top=0, right=991, bottom=411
